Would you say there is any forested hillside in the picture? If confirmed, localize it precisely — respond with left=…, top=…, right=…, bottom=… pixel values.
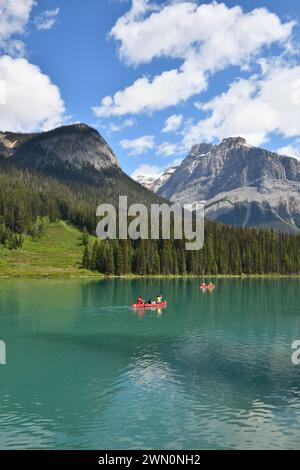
left=0, top=163, right=299, bottom=276
left=0, top=161, right=163, bottom=247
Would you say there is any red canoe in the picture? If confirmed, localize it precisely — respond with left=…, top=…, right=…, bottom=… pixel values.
left=131, top=302, right=168, bottom=308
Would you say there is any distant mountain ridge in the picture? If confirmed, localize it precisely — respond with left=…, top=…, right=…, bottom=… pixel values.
left=138, top=137, right=300, bottom=232
left=0, top=123, right=119, bottom=170
left=134, top=166, right=178, bottom=193
left=2, top=125, right=300, bottom=232
left=0, top=123, right=165, bottom=207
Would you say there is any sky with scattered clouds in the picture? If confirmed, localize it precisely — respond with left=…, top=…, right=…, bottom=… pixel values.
left=0, top=0, right=300, bottom=178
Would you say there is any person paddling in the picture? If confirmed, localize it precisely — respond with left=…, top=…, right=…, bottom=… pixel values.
left=137, top=295, right=144, bottom=305
left=156, top=294, right=163, bottom=304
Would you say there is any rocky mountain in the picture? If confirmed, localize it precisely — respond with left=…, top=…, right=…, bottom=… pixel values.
left=0, top=123, right=164, bottom=206
left=134, top=174, right=158, bottom=191
left=134, top=165, right=178, bottom=193
left=157, top=137, right=300, bottom=232
left=0, top=124, right=119, bottom=170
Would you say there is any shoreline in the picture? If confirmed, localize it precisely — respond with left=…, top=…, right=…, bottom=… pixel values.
left=1, top=273, right=300, bottom=280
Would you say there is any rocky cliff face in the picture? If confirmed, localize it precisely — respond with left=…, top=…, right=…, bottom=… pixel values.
left=157, top=137, right=300, bottom=231
left=0, top=131, right=35, bottom=158
left=0, top=124, right=120, bottom=170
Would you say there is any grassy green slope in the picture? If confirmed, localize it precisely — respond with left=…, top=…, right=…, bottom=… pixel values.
left=0, top=221, right=101, bottom=278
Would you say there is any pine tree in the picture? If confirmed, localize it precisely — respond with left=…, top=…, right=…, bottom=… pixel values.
left=95, top=242, right=104, bottom=272
left=152, top=242, right=161, bottom=274
left=161, top=241, right=173, bottom=274
left=81, top=227, right=89, bottom=246
left=14, top=206, right=26, bottom=234
left=122, top=240, right=131, bottom=274
left=115, top=241, right=125, bottom=275
left=105, top=244, right=115, bottom=275
left=135, top=241, right=147, bottom=275
left=173, top=249, right=179, bottom=275
left=82, top=245, right=90, bottom=269
left=90, top=241, right=98, bottom=271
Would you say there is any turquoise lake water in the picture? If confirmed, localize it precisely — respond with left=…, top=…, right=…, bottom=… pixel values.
left=0, top=278, right=299, bottom=449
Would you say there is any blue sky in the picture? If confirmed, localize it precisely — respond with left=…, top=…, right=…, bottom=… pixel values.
left=0, top=0, right=300, bottom=178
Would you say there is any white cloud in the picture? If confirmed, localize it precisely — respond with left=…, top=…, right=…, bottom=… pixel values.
left=111, top=1, right=293, bottom=66
left=93, top=63, right=207, bottom=117
left=109, top=117, right=136, bottom=132
left=34, top=8, right=60, bottom=31
left=0, top=0, right=35, bottom=55
left=120, top=133, right=184, bottom=158
left=109, top=122, right=121, bottom=133
left=0, top=55, right=65, bottom=132
left=193, top=101, right=203, bottom=111
left=156, top=141, right=179, bottom=157
left=0, top=2, right=66, bottom=132
left=183, top=62, right=300, bottom=148
left=124, top=117, right=135, bottom=127
left=120, top=134, right=155, bottom=155
left=3, top=39, right=26, bottom=57
left=0, top=78, right=6, bottom=105
left=277, top=143, right=300, bottom=161
left=131, top=157, right=183, bottom=181
left=131, top=163, right=163, bottom=180
left=162, top=114, right=183, bottom=133
left=94, top=1, right=294, bottom=117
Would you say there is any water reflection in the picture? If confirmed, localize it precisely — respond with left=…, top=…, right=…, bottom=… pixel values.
left=0, top=278, right=299, bottom=449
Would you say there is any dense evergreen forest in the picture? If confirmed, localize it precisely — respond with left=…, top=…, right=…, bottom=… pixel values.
left=0, top=160, right=163, bottom=239
left=0, top=163, right=300, bottom=275
left=82, top=224, right=300, bottom=275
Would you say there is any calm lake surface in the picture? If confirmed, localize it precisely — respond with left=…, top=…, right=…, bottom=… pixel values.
left=0, top=278, right=299, bottom=449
